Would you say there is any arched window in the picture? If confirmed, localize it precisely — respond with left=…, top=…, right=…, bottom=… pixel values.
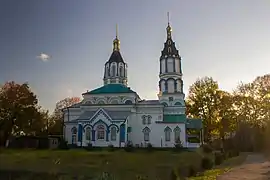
left=143, top=127, right=150, bottom=142
left=71, top=127, right=77, bottom=144
left=174, top=102, right=182, bottom=106
left=85, top=127, right=91, bottom=141
left=142, top=115, right=146, bottom=125
left=112, top=65, right=116, bottom=76
left=111, top=127, right=117, bottom=141
left=97, top=125, right=105, bottom=140
left=174, top=126, right=181, bottom=143
left=164, top=127, right=172, bottom=142
left=147, top=115, right=152, bottom=124
left=125, top=100, right=132, bottom=104
left=119, top=66, right=124, bottom=76
left=162, top=102, right=168, bottom=107
left=168, top=47, right=172, bottom=53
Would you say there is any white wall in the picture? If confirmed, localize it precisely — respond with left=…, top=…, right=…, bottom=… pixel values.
left=127, top=106, right=187, bottom=147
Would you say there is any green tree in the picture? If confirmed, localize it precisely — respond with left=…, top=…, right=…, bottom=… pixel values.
left=0, top=81, right=40, bottom=146
left=186, top=77, right=220, bottom=142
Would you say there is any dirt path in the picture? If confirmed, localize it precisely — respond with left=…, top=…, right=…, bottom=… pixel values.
left=217, top=154, right=270, bottom=180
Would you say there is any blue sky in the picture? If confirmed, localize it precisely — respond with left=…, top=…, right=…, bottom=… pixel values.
left=1, top=0, right=270, bottom=111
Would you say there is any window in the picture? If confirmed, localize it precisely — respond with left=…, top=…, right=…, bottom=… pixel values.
left=143, top=127, right=150, bottom=142
left=97, top=125, right=105, bottom=140
left=169, top=97, right=174, bottom=101
left=147, top=115, right=152, bottom=124
left=174, top=102, right=182, bottom=106
left=71, top=127, right=77, bottom=144
left=111, top=127, right=117, bottom=141
left=119, top=66, right=124, bottom=76
left=167, top=58, right=174, bottom=72
left=142, top=115, right=146, bottom=125
left=174, top=126, right=181, bottom=142
left=112, top=65, right=116, bottom=76
left=125, top=100, right=132, bottom=104
left=164, top=127, right=172, bottom=141
left=85, top=127, right=91, bottom=141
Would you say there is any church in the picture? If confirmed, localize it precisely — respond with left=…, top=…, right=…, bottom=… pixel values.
left=63, top=17, right=203, bottom=148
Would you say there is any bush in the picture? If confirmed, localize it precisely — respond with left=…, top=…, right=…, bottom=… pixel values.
left=201, top=144, right=213, bottom=153
left=108, top=144, right=114, bottom=152
left=124, top=141, right=134, bottom=152
left=147, top=143, right=153, bottom=152
left=187, top=165, right=197, bottom=177
left=58, top=139, right=69, bottom=150
left=85, top=143, right=93, bottom=151
left=214, top=152, right=224, bottom=165
left=201, top=157, right=213, bottom=170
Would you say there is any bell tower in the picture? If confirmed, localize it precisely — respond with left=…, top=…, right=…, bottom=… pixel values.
left=103, top=25, right=128, bottom=86
left=158, top=13, right=185, bottom=106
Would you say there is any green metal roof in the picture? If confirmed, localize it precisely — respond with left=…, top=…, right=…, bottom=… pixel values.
left=186, top=118, right=203, bottom=129
left=83, top=84, right=135, bottom=95
left=163, top=114, right=187, bottom=123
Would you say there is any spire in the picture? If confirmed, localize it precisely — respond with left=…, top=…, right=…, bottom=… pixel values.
left=113, top=24, right=120, bottom=51
left=166, top=12, right=172, bottom=39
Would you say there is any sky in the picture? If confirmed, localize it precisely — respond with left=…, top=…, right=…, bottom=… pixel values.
left=0, top=0, right=270, bottom=112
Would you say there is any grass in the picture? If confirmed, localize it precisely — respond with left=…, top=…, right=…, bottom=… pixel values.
left=0, top=148, right=204, bottom=180
left=188, top=152, right=249, bottom=179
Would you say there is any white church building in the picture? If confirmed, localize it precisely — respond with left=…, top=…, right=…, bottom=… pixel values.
left=63, top=19, right=203, bottom=148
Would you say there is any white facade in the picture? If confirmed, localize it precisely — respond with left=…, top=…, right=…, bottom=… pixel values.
left=63, top=21, right=202, bottom=148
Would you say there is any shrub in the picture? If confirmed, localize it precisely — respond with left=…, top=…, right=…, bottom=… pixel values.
left=58, top=140, right=69, bottom=150
left=170, top=169, right=178, bottom=180
left=124, top=141, right=134, bottom=152
left=147, top=143, right=153, bottom=152
left=201, top=144, right=213, bottom=153
left=188, top=165, right=197, bottom=177
left=108, top=144, right=114, bottom=152
left=85, top=143, right=93, bottom=151
left=201, top=157, right=213, bottom=170
left=214, top=152, right=224, bottom=165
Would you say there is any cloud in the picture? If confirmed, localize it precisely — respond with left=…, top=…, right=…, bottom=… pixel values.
left=37, top=53, right=51, bottom=62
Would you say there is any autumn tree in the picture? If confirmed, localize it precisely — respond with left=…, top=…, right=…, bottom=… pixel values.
left=0, top=81, right=41, bottom=146
left=49, top=97, right=81, bottom=135
left=186, top=77, right=220, bottom=142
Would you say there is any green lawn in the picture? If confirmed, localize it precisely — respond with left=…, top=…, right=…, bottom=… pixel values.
left=0, top=148, right=204, bottom=180
left=0, top=149, right=248, bottom=180
left=189, top=153, right=248, bottom=180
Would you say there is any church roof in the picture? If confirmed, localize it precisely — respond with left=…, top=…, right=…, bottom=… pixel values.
left=73, top=109, right=131, bottom=121
left=163, top=114, right=187, bottom=123
left=83, top=84, right=135, bottom=95
left=107, top=50, right=125, bottom=63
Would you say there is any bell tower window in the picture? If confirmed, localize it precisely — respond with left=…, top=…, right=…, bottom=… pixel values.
left=111, top=65, right=116, bottom=76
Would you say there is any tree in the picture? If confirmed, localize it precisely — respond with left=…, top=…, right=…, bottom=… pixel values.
left=186, top=77, right=220, bottom=142
left=0, top=81, right=40, bottom=146
left=49, top=97, right=81, bottom=135
left=215, top=90, right=236, bottom=143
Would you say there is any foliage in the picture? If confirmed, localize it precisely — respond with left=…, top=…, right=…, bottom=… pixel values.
left=214, top=152, right=224, bottom=165
left=0, top=81, right=42, bottom=146
left=201, top=157, right=213, bottom=170
left=186, top=77, right=220, bottom=141
left=124, top=141, right=134, bottom=152
left=49, top=97, right=81, bottom=135
left=58, top=139, right=69, bottom=150
left=201, top=144, right=213, bottom=153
